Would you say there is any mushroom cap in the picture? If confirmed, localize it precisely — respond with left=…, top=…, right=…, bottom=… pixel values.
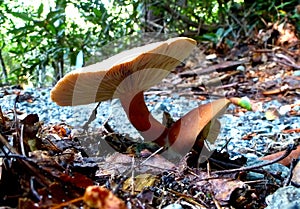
left=51, top=37, right=196, bottom=106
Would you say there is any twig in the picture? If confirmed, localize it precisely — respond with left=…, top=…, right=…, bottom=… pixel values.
left=0, top=154, right=31, bottom=160
left=82, top=102, right=101, bottom=130
left=284, top=159, right=299, bottom=186
left=0, top=133, right=51, bottom=187
left=0, top=106, right=5, bottom=124
left=212, top=144, right=295, bottom=175
left=179, top=60, right=247, bottom=77
left=13, top=95, right=20, bottom=138
left=167, top=188, right=208, bottom=208
left=140, top=146, right=164, bottom=166
left=212, top=195, right=222, bottom=209
left=209, top=158, right=285, bottom=181
left=131, top=156, right=135, bottom=195
left=0, top=132, right=19, bottom=154
left=20, top=124, right=26, bottom=156
left=215, top=82, right=239, bottom=90
left=30, top=177, right=42, bottom=202
left=140, top=18, right=169, bottom=33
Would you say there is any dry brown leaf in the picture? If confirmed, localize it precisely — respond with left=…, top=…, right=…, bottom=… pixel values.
left=49, top=185, right=127, bottom=209
left=123, top=173, right=158, bottom=192
left=100, top=152, right=175, bottom=175
left=265, top=107, right=280, bottom=121
left=196, top=178, right=248, bottom=204
left=83, top=186, right=127, bottom=209
left=275, top=22, right=299, bottom=46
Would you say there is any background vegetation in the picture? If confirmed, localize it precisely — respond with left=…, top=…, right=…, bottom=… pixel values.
left=0, top=0, right=299, bottom=87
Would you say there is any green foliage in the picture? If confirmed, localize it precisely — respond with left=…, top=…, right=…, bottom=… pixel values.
left=0, top=0, right=299, bottom=87
left=0, top=0, right=140, bottom=86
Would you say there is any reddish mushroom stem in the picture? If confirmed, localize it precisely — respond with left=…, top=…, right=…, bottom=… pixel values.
left=119, top=91, right=168, bottom=144
left=119, top=95, right=230, bottom=157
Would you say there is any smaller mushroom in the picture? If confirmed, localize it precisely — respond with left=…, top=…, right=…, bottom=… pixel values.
left=165, top=98, right=230, bottom=156
left=51, top=37, right=196, bottom=143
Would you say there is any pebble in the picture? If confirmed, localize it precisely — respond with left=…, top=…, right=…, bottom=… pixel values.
left=163, top=203, right=183, bottom=209
left=265, top=186, right=300, bottom=209
left=1, top=87, right=299, bottom=158
left=1, top=87, right=300, bottom=208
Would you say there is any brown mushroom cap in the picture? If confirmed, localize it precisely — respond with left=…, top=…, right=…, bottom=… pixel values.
left=51, top=37, right=196, bottom=106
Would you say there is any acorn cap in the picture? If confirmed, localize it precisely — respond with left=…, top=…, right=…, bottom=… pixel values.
left=51, top=37, right=196, bottom=106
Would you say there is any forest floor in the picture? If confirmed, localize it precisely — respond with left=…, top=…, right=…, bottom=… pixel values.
left=0, top=24, right=300, bottom=209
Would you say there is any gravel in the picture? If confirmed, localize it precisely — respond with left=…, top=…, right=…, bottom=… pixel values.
left=1, top=87, right=299, bottom=158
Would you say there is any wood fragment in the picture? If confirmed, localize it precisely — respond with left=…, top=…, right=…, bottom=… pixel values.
left=179, top=60, right=247, bottom=77
left=204, top=71, right=240, bottom=86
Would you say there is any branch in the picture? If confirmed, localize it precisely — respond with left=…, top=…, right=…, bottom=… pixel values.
left=212, top=144, right=296, bottom=175
left=0, top=48, right=8, bottom=83
left=161, top=3, right=217, bottom=33
left=162, top=4, right=198, bottom=28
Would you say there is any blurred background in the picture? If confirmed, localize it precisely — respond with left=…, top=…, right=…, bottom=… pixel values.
left=0, top=0, right=299, bottom=87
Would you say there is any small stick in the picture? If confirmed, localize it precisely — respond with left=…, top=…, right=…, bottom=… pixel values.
left=0, top=106, right=5, bottom=124
left=82, top=102, right=101, bottom=130
left=284, top=159, right=299, bottom=186
left=19, top=124, right=26, bottom=156
left=131, top=156, right=135, bottom=195
left=213, top=144, right=295, bottom=175
left=140, top=146, right=164, bottom=166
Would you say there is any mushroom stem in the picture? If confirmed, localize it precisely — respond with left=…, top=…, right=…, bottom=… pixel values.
left=119, top=91, right=168, bottom=144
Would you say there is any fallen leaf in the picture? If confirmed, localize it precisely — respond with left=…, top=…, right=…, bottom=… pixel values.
left=123, top=173, right=158, bottom=192
left=265, top=107, right=279, bottom=121
left=51, top=185, right=127, bottom=209
left=196, top=177, right=249, bottom=205
left=275, top=22, right=299, bottom=46
left=101, top=152, right=175, bottom=175
left=83, top=186, right=127, bottom=209
left=229, top=97, right=252, bottom=111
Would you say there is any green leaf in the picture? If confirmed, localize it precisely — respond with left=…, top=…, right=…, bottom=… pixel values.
left=9, top=27, right=25, bottom=35
left=37, top=3, right=44, bottom=17
left=9, top=25, right=36, bottom=36
left=238, top=97, right=252, bottom=111
left=46, top=10, right=65, bottom=23
left=222, top=27, right=232, bottom=38
left=34, top=20, right=46, bottom=27
left=46, top=23, right=56, bottom=34
left=10, top=12, right=33, bottom=21
left=216, top=28, right=225, bottom=38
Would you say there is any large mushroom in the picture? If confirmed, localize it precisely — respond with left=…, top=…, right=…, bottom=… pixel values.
left=51, top=37, right=197, bottom=144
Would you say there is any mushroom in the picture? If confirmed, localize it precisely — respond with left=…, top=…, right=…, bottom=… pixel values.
left=51, top=37, right=196, bottom=143
left=166, top=98, right=230, bottom=157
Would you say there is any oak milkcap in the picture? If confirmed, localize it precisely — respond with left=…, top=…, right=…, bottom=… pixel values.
left=51, top=37, right=197, bottom=142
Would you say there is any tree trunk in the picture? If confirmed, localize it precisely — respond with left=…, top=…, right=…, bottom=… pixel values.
left=143, top=0, right=165, bottom=32
left=54, top=0, right=66, bottom=81
left=0, top=49, right=8, bottom=84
